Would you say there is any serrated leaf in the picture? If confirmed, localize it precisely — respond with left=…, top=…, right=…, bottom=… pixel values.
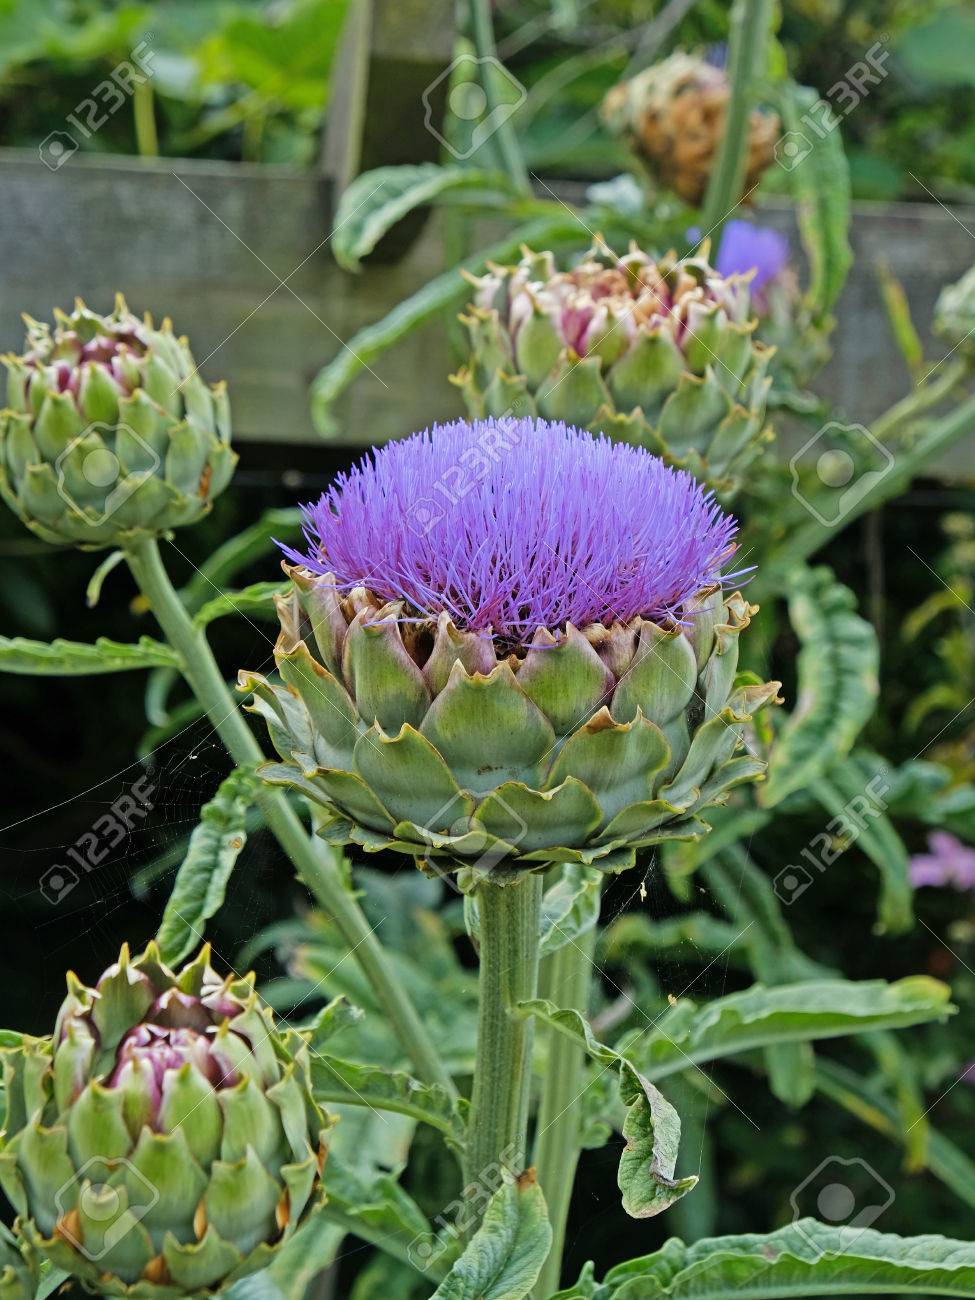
left=430, top=1173, right=552, bottom=1300
left=539, top=865, right=603, bottom=956
left=193, top=581, right=287, bottom=628
left=762, top=565, right=878, bottom=808
left=776, top=80, right=852, bottom=319
left=518, top=1000, right=697, bottom=1218
left=156, top=767, right=257, bottom=964
left=309, top=1052, right=467, bottom=1150
left=632, top=978, right=954, bottom=1081
left=0, top=634, right=179, bottom=674
left=565, top=1221, right=975, bottom=1297
left=332, top=164, right=522, bottom=272
left=310, top=213, right=586, bottom=438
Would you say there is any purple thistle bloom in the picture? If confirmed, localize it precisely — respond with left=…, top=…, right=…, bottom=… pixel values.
left=909, top=830, right=975, bottom=891
left=715, top=220, right=790, bottom=297
left=282, top=417, right=743, bottom=644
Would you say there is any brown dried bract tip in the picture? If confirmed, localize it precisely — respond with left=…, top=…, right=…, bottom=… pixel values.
left=55, top=1209, right=83, bottom=1248
left=142, top=1255, right=171, bottom=1285
left=516, top=1167, right=537, bottom=1190
left=275, top=1188, right=290, bottom=1233
left=193, top=1199, right=208, bottom=1240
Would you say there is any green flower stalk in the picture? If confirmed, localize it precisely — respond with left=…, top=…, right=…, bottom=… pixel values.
left=0, top=296, right=236, bottom=549
left=243, top=419, right=780, bottom=883
left=453, top=245, right=774, bottom=494
left=0, top=943, right=329, bottom=1297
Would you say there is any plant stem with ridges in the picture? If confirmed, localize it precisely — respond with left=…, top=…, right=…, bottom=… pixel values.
left=465, top=875, right=544, bottom=1215
left=532, top=924, right=597, bottom=1298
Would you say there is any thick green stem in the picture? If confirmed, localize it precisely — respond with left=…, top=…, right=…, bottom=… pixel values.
left=699, top=0, right=776, bottom=240
left=468, top=0, right=531, bottom=193
left=123, top=536, right=456, bottom=1097
left=532, top=927, right=597, bottom=1299
left=465, top=875, right=544, bottom=1203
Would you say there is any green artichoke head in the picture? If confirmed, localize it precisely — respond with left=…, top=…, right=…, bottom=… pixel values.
left=0, top=943, right=329, bottom=1298
left=242, top=568, right=781, bottom=886
left=0, top=296, right=236, bottom=549
left=934, top=263, right=975, bottom=356
left=452, top=244, right=775, bottom=495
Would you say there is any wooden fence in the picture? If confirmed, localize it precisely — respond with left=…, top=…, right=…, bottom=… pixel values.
left=1, top=152, right=974, bottom=472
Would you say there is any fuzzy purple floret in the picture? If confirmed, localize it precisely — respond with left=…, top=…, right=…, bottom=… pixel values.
left=715, top=220, right=789, bottom=293
left=283, top=418, right=743, bottom=642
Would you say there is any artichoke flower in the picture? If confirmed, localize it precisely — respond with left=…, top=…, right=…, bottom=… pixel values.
left=453, top=243, right=774, bottom=493
left=600, top=52, right=779, bottom=207
left=0, top=943, right=329, bottom=1297
left=713, top=220, right=832, bottom=394
left=934, top=263, right=975, bottom=355
left=242, top=419, right=780, bottom=883
left=0, top=1226, right=36, bottom=1300
left=0, top=296, right=236, bottom=549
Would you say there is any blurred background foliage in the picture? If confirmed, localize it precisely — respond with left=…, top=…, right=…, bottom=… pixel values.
left=0, top=0, right=973, bottom=198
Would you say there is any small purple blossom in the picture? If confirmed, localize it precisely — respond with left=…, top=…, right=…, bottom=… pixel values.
left=715, top=220, right=790, bottom=300
left=909, top=830, right=975, bottom=891
left=283, top=418, right=744, bottom=643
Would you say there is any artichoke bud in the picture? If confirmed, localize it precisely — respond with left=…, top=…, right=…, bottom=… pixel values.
left=244, top=563, right=780, bottom=882
left=600, top=52, right=779, bottom=207
left=934, top=263, right=975, bottom=355
left=0, top=943, right=329, bottom=1297
left=0, top=296, right=236, bottom=550
left=453, top=242, right=774, bottom=495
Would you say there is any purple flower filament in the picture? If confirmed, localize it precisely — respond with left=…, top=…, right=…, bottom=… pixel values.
left=284, top=418, right=744, bottom=645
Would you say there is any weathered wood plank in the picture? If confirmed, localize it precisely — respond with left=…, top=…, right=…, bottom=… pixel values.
left=0, top=147, right=972, bottom=474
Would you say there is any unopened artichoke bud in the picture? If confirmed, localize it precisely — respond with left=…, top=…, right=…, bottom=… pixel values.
left=601, top=52, right=779, bottom=207
left=0, top=943, right=329, bottom=1297
left=0, top=1226, right=36, bottom=1300
left=0, top=296, right=236, bottom=549
left=453, top=243, right=774, bottom=493
left=242, top=419, right=780, bottom=884
left=934, top=264, right=975, bottom=355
